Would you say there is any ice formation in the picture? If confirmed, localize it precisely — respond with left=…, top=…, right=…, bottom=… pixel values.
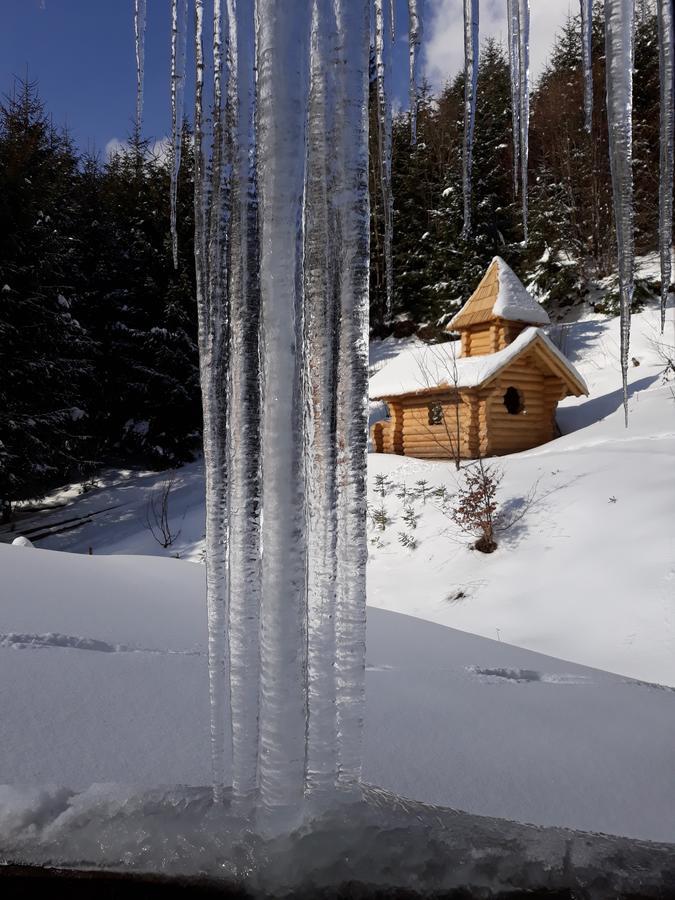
left=580, top=0, right=593, bottom=132
left=461, top=0, right=479, bottom=238
left=507, top=0, right=521, bottom=199
left=374, top=0, right=394, bottom=321
left=225, top=0, right=262, bottom=810
left=658, top=0, right=674, bottom=333
left=517, top=0, right=530, bottom=242
left=138, top=0, right=650, bottom=835
left=407, top=0, right=422, bottom=144
left=170, top=0, right=188, bottom=268
left=134, top=0, right=147, bottom=132
left=604, top=0, right=635, bottom=421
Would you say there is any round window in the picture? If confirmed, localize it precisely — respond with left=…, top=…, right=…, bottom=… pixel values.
left=503, top=386, right=523, bottom=415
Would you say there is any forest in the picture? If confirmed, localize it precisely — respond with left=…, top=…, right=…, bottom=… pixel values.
left=0, top=5, right=664, bottom=509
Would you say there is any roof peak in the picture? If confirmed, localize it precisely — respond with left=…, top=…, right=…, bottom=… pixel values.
left=448, top=257, right=550, bottom=330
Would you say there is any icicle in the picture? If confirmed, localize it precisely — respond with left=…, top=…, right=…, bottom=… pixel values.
left=134, top=0, right=147, bottom=133
left=389, top=0, right=396, bottom=42
left=407, top=0, right=422, bottom=145
left=255, top=0, right=312, bottom=828
left=333, top=0, right=369, bottom=797
left=461, top=0, right=479, bottom=239
left=518, top=0, right=530, bottom=241
left=194, top=0, right=232, bottom=805
left=226, top=0, right=263, bottom=808
left=170, top=0, right=188, bottom=269
left=374, top=0, right=394, bottom=322
left=580, top=0, right=593, bottom=133
left=303, top=0, right=340, bottom=802
left=507, top=0, right=521, bottom=199
left=658, top=0, right=674, bottom=333
left=604, top=0, right=635, bottom=422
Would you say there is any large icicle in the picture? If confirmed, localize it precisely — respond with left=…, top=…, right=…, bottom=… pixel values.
left=407, top=0, right=422, bottom=145
left=507, top=0, right=521, bottom=199
left=194, top=0, right=232, bottom=804
left=658, top=0, right=674, bottom=333
left=461, top=0, right=479, bottom=238
left=334, top=0, right=370, bottom=796
left=134, top=0, right=147, bottom=133
left=226, top=0, right=263, bottom=808
left=604, top=0, right=635, bottom=422
left=303, top=0, right=340, bottom=802
left=255, top=0, right=311, bottom=828
left=170, top=0, right=188, bottom=268
left=374, top=0, right=394, bottom=322
left=580, top=0, right=593, bottom=133
left=517, top=0, right=530, bottom=241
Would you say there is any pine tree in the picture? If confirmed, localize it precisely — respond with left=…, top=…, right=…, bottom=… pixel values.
left=0, top=79, right=95, bottom=512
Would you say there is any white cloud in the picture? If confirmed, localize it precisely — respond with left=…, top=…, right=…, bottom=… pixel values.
left=423, top=0, right=575, bottom=90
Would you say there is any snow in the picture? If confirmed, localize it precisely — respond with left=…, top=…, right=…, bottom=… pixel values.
left=1, top=299, right=675, bottom=865
left=1, top=541, right=675, bottom=849
left=369, top=325, right=586, bottom=398
left=492, top=255, right=550, bottom=324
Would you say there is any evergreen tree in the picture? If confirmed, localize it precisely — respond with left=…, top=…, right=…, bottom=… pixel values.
left=0, top=79, right=96, bottom=514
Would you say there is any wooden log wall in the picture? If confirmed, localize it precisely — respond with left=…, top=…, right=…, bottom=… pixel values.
left=399, top=391, right=476, bottom=460
left=484, top=354, right=559, bottom=455
left=460, top=320, right=529, bottom=358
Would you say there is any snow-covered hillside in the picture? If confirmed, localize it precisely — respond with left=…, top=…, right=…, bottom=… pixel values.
left=5, top=301, right=673, bottom=685
left=1, top=301, right=674, bottom=857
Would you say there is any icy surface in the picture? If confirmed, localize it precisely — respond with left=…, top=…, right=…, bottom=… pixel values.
left=604, top=0, right=635, bottom=421
left=369, top=326, right=587, bottom=399
left=2, top=785, right=675, bottom=893
left=658, top=0, right=674, bottom=333
left=461, top=0, right=479, bottom=238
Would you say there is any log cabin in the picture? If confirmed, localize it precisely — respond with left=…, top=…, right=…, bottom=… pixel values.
left=370, top=257, right=588, bottom=460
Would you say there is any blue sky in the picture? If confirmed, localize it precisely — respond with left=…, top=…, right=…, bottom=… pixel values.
left=1, top=1, right=569, bottom=155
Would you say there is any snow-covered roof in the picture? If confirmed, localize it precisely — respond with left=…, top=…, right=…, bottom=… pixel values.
left=449, top=257, right=550, bottom=330
left=369, top=327, right=588, bottom=400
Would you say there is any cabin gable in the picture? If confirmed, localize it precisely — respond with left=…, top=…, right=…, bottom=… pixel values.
left=370, top=260, right=586, bottom=461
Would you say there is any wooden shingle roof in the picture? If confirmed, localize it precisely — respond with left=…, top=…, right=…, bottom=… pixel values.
left=448, top=257, right=550, bottom=330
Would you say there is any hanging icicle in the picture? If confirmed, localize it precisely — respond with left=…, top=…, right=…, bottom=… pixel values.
left=461, top=0, right=480, bottom=238
left=580, top=0, right=593, bottom=133
left=658, top=0, right=674, bottom=333
left=134, top=0, right=147, bottom=133
left=604, top=0, right=635, bottom=423
left=374, top=0, right=394, bottom=323
left=226, top=0, right=263, bottom=810
left=170, top=0, right=188, bottom=269
left=389, top=0, right=396, bottom=41
left=518, top=0, right=530, bottom=242
left=507, top=0, right=521, bottom=199
left=304, top=0, right=340, bottom=802
left=193, top=0, right=233, bottom=805
left=256, top=0, right=312, bottom=828
left=408, top=0, right=422, bottom=145
left=334, top=0, right=370, bottom=798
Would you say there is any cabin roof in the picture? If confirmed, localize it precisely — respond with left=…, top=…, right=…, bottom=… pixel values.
left=369, top=327, right=588, bottom=401
left=448, top=257, right=550, bottom=330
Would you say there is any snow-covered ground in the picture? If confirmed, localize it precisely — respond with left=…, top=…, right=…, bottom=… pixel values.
left=1, top=300, right=675, bottom=862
